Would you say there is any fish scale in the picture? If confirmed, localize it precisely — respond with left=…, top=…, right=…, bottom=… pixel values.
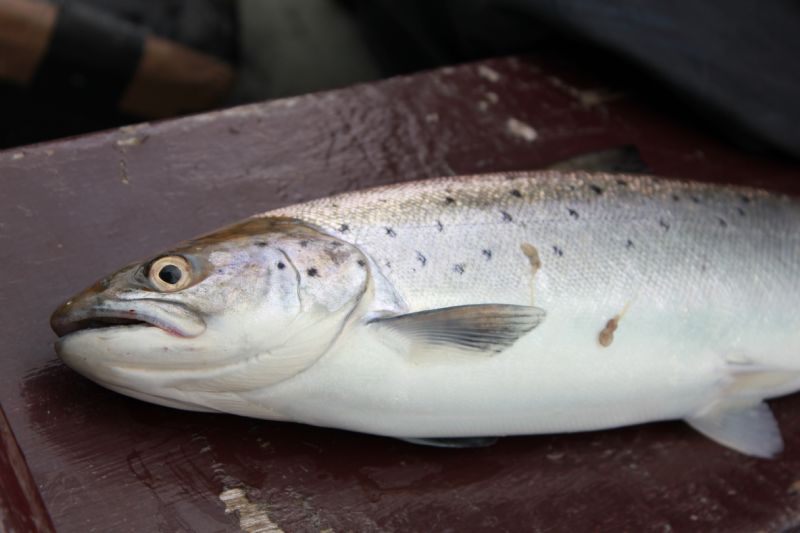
left=269, top=172, right=792, bottom=314
left=51, top=170, right=800, bottom=457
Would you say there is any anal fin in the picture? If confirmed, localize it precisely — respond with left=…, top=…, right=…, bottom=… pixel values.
left=401, top=437, right=499, bottom=448
left=686, top=401, right=783, bottom=459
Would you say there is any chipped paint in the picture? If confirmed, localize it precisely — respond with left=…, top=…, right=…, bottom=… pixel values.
left=219, top=487, right=284, bottom=533
left=506, top=118, right=538, bottom=142
left=547, top=76, right=623, bottom=108
left=115, top=136, right=146, bottom=148
left=119, top=159, right=130, bottom=185
left=478, top=65, right=500, bottom=82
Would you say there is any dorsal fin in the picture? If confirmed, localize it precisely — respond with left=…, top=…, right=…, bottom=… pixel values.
left=547, top=145, right=649, bottom=173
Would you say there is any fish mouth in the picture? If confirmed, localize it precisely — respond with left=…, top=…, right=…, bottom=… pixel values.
left=51, top=299, right=206, bottom=339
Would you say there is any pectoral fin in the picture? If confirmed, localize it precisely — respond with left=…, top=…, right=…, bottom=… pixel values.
left=370, top=304, right=545, bottom=354
left=686, top=401, right=783, bottom=459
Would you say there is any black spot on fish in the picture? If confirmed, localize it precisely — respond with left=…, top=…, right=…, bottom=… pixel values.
left=626, top=239, right=634, bottom=249
left=501, top=211, right=513, bottom=222
left=385, top=227, right=397, bottom=237
left=736, top=207, right=746, bottom=217
left=300, top=240, right=309, bottom=248
left=589, top=184, right=603, bottom=195
left=740, top=195, right=751, bottom=204
left=453, top=263, right=465, bottom=275
left=510, top=189, right=522, bottom=198
left=307, top=267, right=318, bottom=277
left=436, top=220, right=444, bottom=232
left=567, top=208, right=579, bottom=219
left=277, top=262, right=285, bottom=270
left=717, top=217, right=728, bottom=228
left=416, top=251, right=427, bottom=266
left=339, top=223, right=349, bottom=233
left=672, top=194, right=680, bottom=202
left=385, top=260, right=392, bottom=269
left=445, top=196, right=455, bottom=205
left=357, top=259, right=366, bottom=267
left=482, top=249, right=492, bottom=260
left=255, top=241, right=268, bottom=247
left=691, top=196, right=702, bottom=204
left=332, top=203, right=339, bottom=208
left=659, top=219, right=670, bottom=231
left=617, top=179, right=628, bottom=187
left=553, top=245, right=564, bottom=256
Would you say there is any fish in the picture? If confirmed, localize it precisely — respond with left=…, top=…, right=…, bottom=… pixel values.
left=50, top=153, right=800, bottom=458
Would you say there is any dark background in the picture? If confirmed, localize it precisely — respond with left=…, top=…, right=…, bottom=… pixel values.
left=2, top=0, right=799, bottom=159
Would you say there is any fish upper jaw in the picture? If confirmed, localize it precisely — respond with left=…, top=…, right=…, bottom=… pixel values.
left=51, top=295, right=206, bottom=339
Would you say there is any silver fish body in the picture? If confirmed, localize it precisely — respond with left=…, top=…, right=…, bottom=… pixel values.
left=52, top=171, right=800, bottom=457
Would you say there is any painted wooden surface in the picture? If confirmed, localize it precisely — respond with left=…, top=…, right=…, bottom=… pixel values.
left=0, top=405, right=55, bottom=533
left=1, top=54, right=800, bottom=532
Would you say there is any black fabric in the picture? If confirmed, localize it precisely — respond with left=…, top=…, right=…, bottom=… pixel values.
left=30, top=2, right=144, bottom=109
left=352, top=0, right=800, bottom=158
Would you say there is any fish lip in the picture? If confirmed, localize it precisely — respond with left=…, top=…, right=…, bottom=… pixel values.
left=51, top=299, right=206, bottom=339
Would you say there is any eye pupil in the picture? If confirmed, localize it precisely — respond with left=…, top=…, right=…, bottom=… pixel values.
left=158, top=264, right=182, bottom=284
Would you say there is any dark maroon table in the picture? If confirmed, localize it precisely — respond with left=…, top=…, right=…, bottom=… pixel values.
left=2, top=55, right=800, bottom=532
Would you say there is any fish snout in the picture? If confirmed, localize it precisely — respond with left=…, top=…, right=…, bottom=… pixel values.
left=50, top=282, right=107, bottom=337
left=51, top=283, right=207, bottom=339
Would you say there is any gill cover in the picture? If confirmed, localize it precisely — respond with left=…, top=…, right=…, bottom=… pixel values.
left=169, top=218, right=370, bottom=393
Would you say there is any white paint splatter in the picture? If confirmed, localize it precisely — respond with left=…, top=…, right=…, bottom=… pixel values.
left=485, top=91, right=499, bottom=104
left=115, top=137, right=145, bottom=147
left=11, top=152, right=24, bottom=160
left=547, top=76, right=623, bottom=108
left=424, top=113, right=439, bottom=123
left=478, top=65, right=500, bottom=82
left=220, top=487, right=284, bottom=533
left=506, top=118, right=538, bottom=142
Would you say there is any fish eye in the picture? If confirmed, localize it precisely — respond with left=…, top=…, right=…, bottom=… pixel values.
left=149, top=256, right=192, bottom=292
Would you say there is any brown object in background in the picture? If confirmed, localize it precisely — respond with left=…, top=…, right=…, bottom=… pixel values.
left=0, top=0, right=233, bottom=118
left=1, top=55, right=800, bottom=531
left=121, top=35, right=234, bottom=119
left=0, top=0, right=56, bottom=84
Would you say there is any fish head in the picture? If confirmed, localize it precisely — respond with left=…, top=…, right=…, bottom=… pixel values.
left=50, top=217, right=369, bottom=413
